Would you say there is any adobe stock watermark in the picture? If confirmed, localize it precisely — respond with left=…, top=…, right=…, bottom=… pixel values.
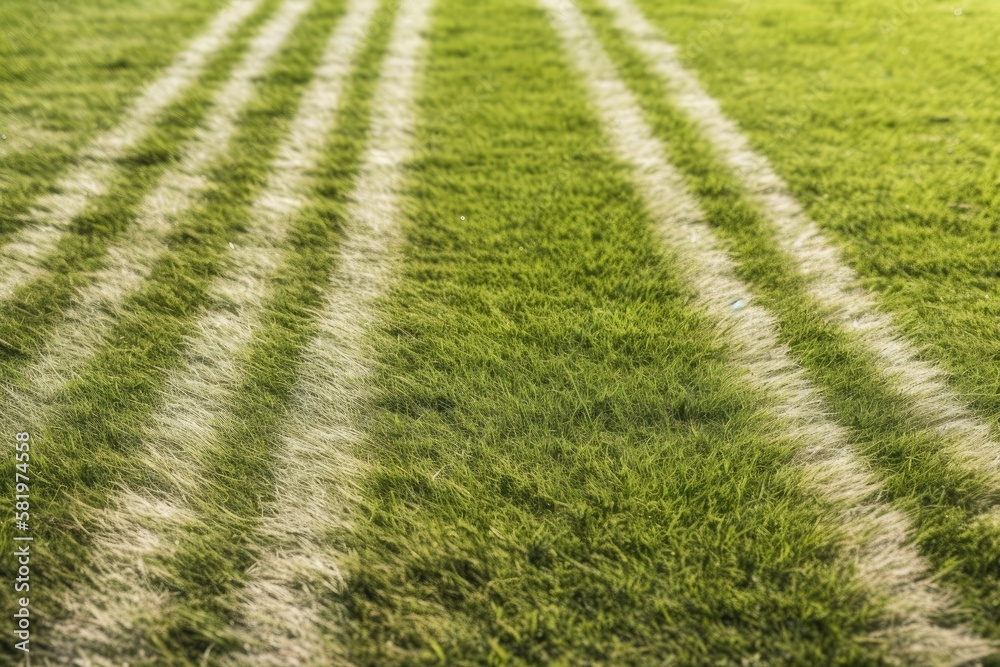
left=879, top=0, right=922, bottom=38
left=879, top=1, right=964, bottom=39
left=425, top=74, right=498, bottom=144
left=11, top=431, right=32, bottom=655
left=687, top=0, right=752, bottom=58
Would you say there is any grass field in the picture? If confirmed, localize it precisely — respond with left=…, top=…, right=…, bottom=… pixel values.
left=2, top=0, right=1000, bottom=664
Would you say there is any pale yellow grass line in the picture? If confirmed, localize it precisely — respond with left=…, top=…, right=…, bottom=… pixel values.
left=51, top=494, right=199, bottom=664
left=0, top=0, right=313, bottom=440
left=596, top=0, right=1000, bottom=480
left=227, top=0, right=433, bottom=663
left=0, top=0, right=264, bottom=300
left=540, top=0, right=993, bottom=664
left=47, top=0, right=382, bottom=662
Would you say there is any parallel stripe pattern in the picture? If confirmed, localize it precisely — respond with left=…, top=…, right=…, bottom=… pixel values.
left=0, top=0, right=264, bottom=300
left=49, top=0, right=382, bottom=659
left=596, top=0, right=1000, bottom=479
left=229, top=0, right=434, bottom=661
left=539, top=0, right=993, bottom=663
left=1, top=0, right=314, bottom=441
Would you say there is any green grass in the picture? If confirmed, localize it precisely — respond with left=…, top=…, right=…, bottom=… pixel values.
left=125, top=2, right=399, bottom=660
left=0, top=0, right=231, bottom=237
left=3, top=0, right=1000, bottom=664
left=0, top=0, right=280, bottom=377
left=0, top=0, right=282, bottom=597
left=572, top=0, right=1000, bottom=646
left=0, top=0, right=412, bottom=662
left=337, top=0, right=897, bottom=663
left=0, top=0, right=373, bottom=657
left=627, top=0, right=1000, bottom=425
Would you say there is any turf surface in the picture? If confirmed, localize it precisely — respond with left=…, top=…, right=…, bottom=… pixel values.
left=2, top=0, right=1000, bottom=664
left=576, top=0, right=1000, bottom=645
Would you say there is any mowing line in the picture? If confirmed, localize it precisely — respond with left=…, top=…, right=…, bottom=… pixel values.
left=0, top=0, right=264, bottom=301
left=539, top=0, right=993, bottom=663
left=593, top=0, right=1000, bottom=480
left=229, top=0, right=432, bottom=661
left=47, top=0, right=382, bottom=658
left=0, top=0, right=314, bottom=440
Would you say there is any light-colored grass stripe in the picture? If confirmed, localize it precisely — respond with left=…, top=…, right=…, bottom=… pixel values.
left=228, top=0, right=432, bottom=662
left=595, top=0, right=1000, bottom=480
left=539, top=0, right=992, bottom=664
left=0, top=0, right=313, bottom=439
left=0, top=0, right=264, bottom=301
left=47, top=0, right=382, bottom=660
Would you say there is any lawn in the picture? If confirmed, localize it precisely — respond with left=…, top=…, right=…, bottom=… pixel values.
left=2, top=0, right=999, bottom=664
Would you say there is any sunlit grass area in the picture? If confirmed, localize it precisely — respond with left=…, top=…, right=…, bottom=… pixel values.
left=2, top=0, right=1000, bottom=664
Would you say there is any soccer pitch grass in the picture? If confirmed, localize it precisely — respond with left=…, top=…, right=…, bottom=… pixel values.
left=2, top=0, right=1000, bottom=664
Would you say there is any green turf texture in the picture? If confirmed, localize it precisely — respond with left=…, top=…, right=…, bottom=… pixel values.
left=0, top=0, right=281, bottom=373
left=573, top=0, right=1000, bottom=646
left=125, top=1, right=398, bottom=660
left=0, top=0, right=231, bottom=237
left=2, top=0, right=1000, bottom=664
left=337, top=0, right=898, bottom=663
left=626, top=0, right=1000, bottom=426
left=0, top=0, right=340, bottom=655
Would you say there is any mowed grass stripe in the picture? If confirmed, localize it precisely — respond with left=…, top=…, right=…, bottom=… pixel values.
left=0, top=0, right=313, bottom=453
left=228, top=0, right=431, bottom=661
left=0, top=0, right=281, bottom=377
left=598, top=0, right=1000, bottom=487
left=575, top=0, right=1000, bottom=644
left=1, top=0, right=280, bottom=628
left=538, top=0, right=991, bottom=663
left=0, top=0, right=227, bottom=237
left=1, top=1, right=350, bottom=657
left=0, top=0, right=299, bottom=589
left=339, top=0, right=918, bottom=663
left=49, top=0, right=383, bottom=660
left=138, top=6, right=401, bottom=658
left=0, top=0, right=264, bottom=300
left=654, top=0, right=1000, bottom=446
